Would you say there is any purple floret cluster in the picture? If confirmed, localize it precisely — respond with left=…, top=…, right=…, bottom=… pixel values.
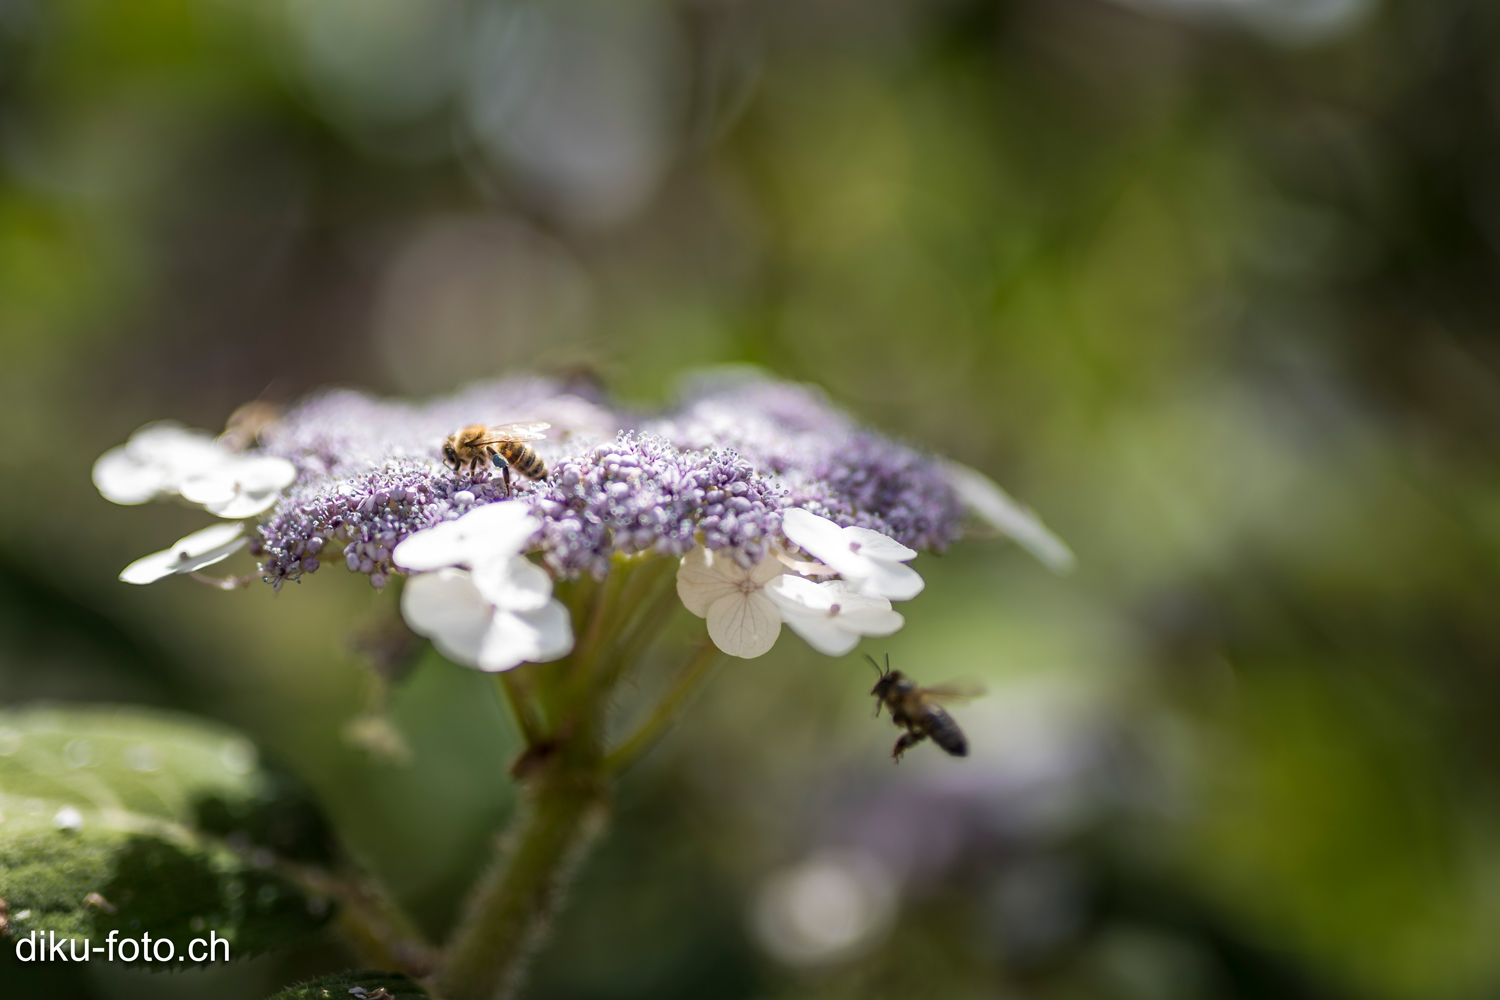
left=647, top=374, right=964, bottom=552
left=533, top=434, right=781, bottom=578
left=253, top=372, right=965, bottom=589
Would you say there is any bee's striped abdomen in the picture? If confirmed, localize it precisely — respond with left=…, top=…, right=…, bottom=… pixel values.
left=925, top=707, right=968, bottom=757
left=501, top=443, right=548, bottom=480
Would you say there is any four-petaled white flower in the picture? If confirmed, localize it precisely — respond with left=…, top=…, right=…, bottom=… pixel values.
left=93, top=421, right=296, bottom=518
left=179, top=455, right=298, bottom=518
left=780, top=508, right=925, bottom=601
left=764, top=576, right=904, bottom=657
left=394, top=501, right=573, bottom=672
left=119, top=523, right=248, bottom=585
left=676, top=546, right=786, bottom=658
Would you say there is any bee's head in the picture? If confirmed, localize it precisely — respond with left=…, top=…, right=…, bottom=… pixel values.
left=442, top=441, right=459, bottom=470
left=866, top=653, right=896, bottom=697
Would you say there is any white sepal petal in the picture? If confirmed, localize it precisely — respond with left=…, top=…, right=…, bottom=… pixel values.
left=765, top=577, right=905, bottom=657
left=522, top=600, right=575, bottom=663
left=471, top=555, right=553, bottom=612
left=477, top=601, right=574, bottom=671
left=841, top=526, right=917, bottom=563
left=126, top=422, right=225, bottom=475
left=233, top=455, right=297, bottom=491
left=781, top=508, right=925, bottom=601
left=943, top=460, right=1076, bottom=574
left=781, top=508, right=848, bottom=558
left=93, top=446, right=164, bottom=505
left=762, top=573, right=833, bottom=613
left=849, top=560, right=924, bottom=601
left=393, top=500, right=538, bottom=571
left=400, top=568, right=492, bottom=668
left=205, top=490, right=281, bottom=518
left=119, top=523, right=247, bottom=585
left=179, top=475, right=238, bottom=506
left=391, top=522, right=469, bottom=572
left=780, top=616, right=862, bottom=657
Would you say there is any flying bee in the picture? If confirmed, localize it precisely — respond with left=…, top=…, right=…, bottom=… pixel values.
left=867, top=654, right=977, bottom=761
left=219, top=400, right=282, bottom=452
left=441, top=422, right=551, bottom=496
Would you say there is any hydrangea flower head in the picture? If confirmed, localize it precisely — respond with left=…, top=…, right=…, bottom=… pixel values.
left=96, top=371, right=1071, bottom=667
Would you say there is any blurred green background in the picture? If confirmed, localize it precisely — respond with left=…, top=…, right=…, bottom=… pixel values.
left=4, top=0, right=1500, bottom=997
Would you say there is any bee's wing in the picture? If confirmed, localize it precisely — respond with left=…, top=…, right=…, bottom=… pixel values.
left=919, top=682, right=986, bottom=705
left=479, top=421, right=551, bottom=443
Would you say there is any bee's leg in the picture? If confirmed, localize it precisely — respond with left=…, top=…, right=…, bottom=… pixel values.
left=490, top=450, right=512, bottom=497
left=892, top=730, right=925, bottom=762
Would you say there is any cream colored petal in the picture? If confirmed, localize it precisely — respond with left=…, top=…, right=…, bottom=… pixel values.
left=676, top=546, right=739, bottom=617
left=706, top=591, right=782, bottom=658
left=749, top=552, right=788, bottom=586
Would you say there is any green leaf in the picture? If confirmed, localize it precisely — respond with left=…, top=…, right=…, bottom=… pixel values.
left=0, top=704, right=332, bottom=962
left=266, top=969, right=431, bottom=999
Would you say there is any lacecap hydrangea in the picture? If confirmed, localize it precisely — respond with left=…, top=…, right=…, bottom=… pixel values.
left=95, top=372, right=1071, bottom=666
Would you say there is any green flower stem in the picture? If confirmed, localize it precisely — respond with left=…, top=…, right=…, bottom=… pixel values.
left=435, top=765, right=609, bottom=1000
left=495, top=671, right=543, bottom=746
left=435, top=553, right=699, bottom=1000
left=597, top=568, right=685, bottom=689
left=604, top=639, right=721, bottom=776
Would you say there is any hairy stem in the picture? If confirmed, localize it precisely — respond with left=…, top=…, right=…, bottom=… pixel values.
left=435, top=768, right=608, bottom=1000
left=436, top=554, right=706, bottom=1000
